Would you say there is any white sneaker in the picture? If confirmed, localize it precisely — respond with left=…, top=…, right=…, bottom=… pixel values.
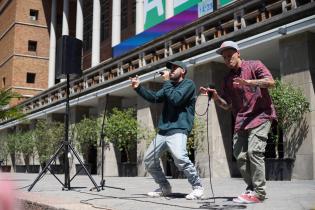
left=147, top=185, right=172, bottom=197
left=185, top=186, right=204, bottom=200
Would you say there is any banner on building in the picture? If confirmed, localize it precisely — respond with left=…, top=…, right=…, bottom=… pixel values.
left=198, top=0, right=214, bottom=17
left=113, top=0, right=218, bottom=58
left=144, top=0, right=201, bottom=30
left=219, top=0, right=234, bottom=6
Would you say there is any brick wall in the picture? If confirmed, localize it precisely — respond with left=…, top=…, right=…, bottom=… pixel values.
left=0, top=0, right=49, bottom=106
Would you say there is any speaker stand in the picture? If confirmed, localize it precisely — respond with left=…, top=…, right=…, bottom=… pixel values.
left=28, top=74, right=100, bottom=192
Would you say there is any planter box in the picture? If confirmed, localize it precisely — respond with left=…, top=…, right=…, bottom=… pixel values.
left=27, top=165, right=40, bottom=173
left=0, top=165, right=11, bottom=172
left=265, top=158, right=295, bottom=181
left=15, top=165, right=27, bottom=173
left=75, top=164, right=91, bottom=175
left=118, top=162, right=137, bottom=177
left=49, top=165, right=64, bottom=174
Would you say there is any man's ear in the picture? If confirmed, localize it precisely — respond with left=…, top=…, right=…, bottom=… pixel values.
left=237, top=51, right=241, bottom=58
left=180, top=69, right=186, bottom=77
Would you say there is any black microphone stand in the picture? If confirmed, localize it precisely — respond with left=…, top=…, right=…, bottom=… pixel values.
left=90, top=94, right=125, bottom=191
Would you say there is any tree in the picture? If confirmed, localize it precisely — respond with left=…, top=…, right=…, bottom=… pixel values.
left=270, top=79, right=310, bottom=158
left=187, top=117, right=206, bottom=156
left=0, top=137, right=9, bottom=165
left=74, top=117, right=99, bottom=162
left=16, top=131, right=36, bottom=165
left=6, top=133, right=18, bottom=167
left=0, top=89, right=22, bottom=121
left=33, top=120, right=64, bottom=165
left=104, top=108, right=138, bottom=162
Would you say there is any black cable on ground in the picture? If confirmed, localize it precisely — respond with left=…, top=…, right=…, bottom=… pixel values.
left=75, top=189, right=202, bottom=209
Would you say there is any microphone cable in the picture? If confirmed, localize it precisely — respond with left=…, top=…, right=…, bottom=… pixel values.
left=195, top=90, right=216, bottom=205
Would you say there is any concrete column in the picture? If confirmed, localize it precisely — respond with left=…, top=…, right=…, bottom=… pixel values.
left=62, top=0, right=69, bottom=35
left=76, top=0, right=84, bottom=41
left=111, top=0, right=121, bottom=47
left=92, top=0, right=101, bottom=67
left=48, top=0, right=56, bottom=88
left=136, top=0, right=144, bottom=34
left=193, top=62, right=233, bottom=178
left=165, top=0, right=174, bottom=19
left=279, top=32, right=315, bottom=180
left=136, top=82, right=163, bottom=176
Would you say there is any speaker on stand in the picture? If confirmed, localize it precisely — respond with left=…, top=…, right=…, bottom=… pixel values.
left=28, top=35, right=99, bottom=192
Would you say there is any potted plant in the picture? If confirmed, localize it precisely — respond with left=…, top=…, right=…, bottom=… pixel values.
left=74, top=116, right=99, bottom=174
left=104, top=108, right=139, bottom=177
left=6, top=132, right=19, bottom=172
left=9, top=131, right=27, bottom=173
left=266, top=79, right=310, bottom=180
left=17, top=130, right=39, bottom=173
left=34, top=120, right=64, bottom=174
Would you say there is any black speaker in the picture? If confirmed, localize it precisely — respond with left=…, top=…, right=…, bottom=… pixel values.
left=55, top=35, right=82, bottom=79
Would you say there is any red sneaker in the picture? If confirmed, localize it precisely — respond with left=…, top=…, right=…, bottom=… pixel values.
left=237, top=193, right=262, bottom=204
left=232, top=190, right=252, bottom=203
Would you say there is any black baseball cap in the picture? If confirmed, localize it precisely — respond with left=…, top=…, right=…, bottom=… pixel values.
left=166, top=61, right=187, bottom=74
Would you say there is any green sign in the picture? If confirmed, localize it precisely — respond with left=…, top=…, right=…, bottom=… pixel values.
left=144, top=0, right=202, bottom=30
left=174, top=0, right=201, bottom=15
left=220, top=0, right=234, bottom=6
left=144, top=0, right=166, bottom=30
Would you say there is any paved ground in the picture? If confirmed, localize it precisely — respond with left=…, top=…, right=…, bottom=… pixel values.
left=1, top=172, right=315, bottom=210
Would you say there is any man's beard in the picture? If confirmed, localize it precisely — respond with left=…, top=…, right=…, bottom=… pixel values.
left=170, top=73, right=181, bottom=82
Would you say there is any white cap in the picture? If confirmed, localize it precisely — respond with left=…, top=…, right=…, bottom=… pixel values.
left=216, top=41, right=240, bottom=55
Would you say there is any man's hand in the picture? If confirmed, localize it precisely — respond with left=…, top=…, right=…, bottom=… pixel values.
left=199, top=86, right=219, bottom=100
left=233, top=78, right=250, bottom=86
left=130, top=75, right=140, bottom=89
left=161, top=70, right=170, bottom=81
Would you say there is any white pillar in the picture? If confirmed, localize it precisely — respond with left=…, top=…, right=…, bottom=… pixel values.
left=62, top=0, right=69, bottom=35
left=92, top=0, right=100, bottom=67
left=76, top=0, right=84, bottom=41
left=111, top=0, right=121, bottom=47
left=165, top=0, right=174, bottom=19
left=136, top=0, right=144, bottom=34
left=48, top=0, right=56, bottom=88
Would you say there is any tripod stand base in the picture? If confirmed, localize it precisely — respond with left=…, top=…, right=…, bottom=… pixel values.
left=89, top=179, right=125, bottom=191
left=28, top=74, right=100, bottom=192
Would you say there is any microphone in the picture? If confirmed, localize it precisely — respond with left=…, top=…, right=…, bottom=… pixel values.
left=208, top=84, right=215, bottom=101
left=156, top=71, right=168, bottom=75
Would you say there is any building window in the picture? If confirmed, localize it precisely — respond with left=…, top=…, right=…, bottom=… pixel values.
left=26, top=72, right=36, bottom=83
left=28, top=40, right=37, bottom=52
left=30, top=9, right=39, bottom=20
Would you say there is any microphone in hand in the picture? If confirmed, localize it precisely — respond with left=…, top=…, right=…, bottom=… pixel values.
left=208, top=84, right=215, bottom=101
left=158, top=71, right=164, bottom=75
